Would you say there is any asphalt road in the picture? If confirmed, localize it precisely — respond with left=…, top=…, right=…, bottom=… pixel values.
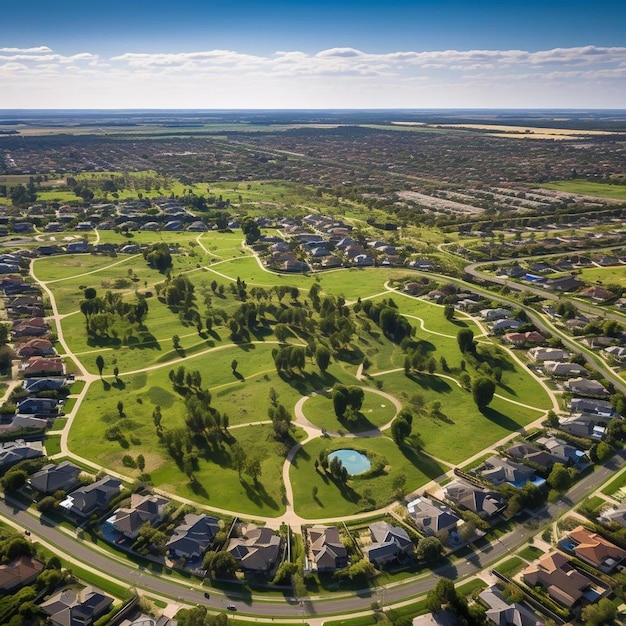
left=4, top=448, right=625, bottom=618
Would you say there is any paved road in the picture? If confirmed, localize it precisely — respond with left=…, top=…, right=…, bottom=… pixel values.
left=5, top=448, right=625, bottom=618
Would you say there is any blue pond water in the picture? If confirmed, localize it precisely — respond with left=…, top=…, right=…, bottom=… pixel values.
left=328, top=449, right=371, bottom=475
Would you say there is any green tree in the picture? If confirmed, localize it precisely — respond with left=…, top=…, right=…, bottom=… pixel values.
left=391, top=416, right=411, bottom=445
left=456, top=328, right=475, bottom=354
left=116, top=400, right=124, bottom=417
left=95, top=354, right=105, bottom=377
left=315, top=345, right=331, bottom=374
left=581, top=597, right=617, bottom=626
left=547, top=462, right=570, bottom=491
left=472, top=376, right=495, bottom=410
left=417, top=536, right=444, bottom=563
left=444, top=305, right=455, bottom=320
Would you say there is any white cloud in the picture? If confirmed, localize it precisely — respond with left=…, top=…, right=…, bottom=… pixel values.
left=1, top=44, right=625, bottom=108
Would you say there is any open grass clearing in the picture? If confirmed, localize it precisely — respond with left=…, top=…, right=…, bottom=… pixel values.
left=577, top=266, right=626, bottom=289
left=290, top=436, right=445, bottom=518
left=540, top=180, right=626, bottom=200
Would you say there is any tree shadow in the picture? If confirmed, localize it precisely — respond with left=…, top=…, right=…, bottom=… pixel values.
left=101, top=379, right=111, bottom=391
left=407, top=372, right=452, bottom=394
left=481, top=406, right=524, bottom=431
left=233, top=371, right=245, bottom=381
left=189, top=479, right=209, bottom=500
left=112, top=379, right=126, bottom=390
left=399, top=445, right=445, bottom=480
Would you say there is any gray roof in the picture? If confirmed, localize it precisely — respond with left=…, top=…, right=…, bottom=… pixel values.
left=30, top=461, right=81, bottom=495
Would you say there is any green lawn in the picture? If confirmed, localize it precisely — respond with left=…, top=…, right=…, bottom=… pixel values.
left=577, top=266, right=626, bottom=289
left=290, top=436, right=445, bottom=517
left=540, top=179, right=626, bottom=201
left=379, top=371, right=540, bottom=464
left=301, top=389, right=398, bottom=433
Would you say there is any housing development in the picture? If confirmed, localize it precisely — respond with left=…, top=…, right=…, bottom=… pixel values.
left=0, top=109, right=625, bottom=626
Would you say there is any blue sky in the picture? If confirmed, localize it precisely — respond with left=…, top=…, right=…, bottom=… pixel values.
left=2, top=0, right=625, bottom=108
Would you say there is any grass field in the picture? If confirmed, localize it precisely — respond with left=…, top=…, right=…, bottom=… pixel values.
left=540, top=180, right=626, bottom=200
left=577, top=265, right=626, bottom=288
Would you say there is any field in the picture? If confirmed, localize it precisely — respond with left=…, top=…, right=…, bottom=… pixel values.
left=540, top=180, right=626, bottom=200
left=577, top=265, right=626, bottom=288
left=31, top=222, right=554, bottom=519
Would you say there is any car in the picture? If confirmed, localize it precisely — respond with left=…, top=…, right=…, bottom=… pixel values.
left=203, top=592, right=210, bottom=599
left=226, top=604, right=237, bottom=611
left=24, top=530, right=31, bottom=536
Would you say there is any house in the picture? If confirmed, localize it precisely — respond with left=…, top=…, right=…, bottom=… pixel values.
left=605, top=346, right=626, bottom=362
left=578, top=286, right=614, bottom=301
left=29, top=461, right=81, bottom=495
left=527, top=347, right=570, bottom=362
left=543, top=361, right=587, bottom=378
left=480, top=308, right=510, bottom=321
left=503, top=331, right=545, bottom=347
left=0, top=555, right=44, bottom=592
left=505, top=443, right=564, bottom=472
left=40, top=586, right=113, bottom=626
left=23, top=377, right=68, bottom=393
left=17, top=397, right=62, bottom=415
left=110, top=493, right=169, bottom=540
left=478, top=585, right=544, bottom=626
left=120, top=244, right=140, bottom=254
left=12, top=318, right=50, bottom=338
left=522, top=552, right=606, bottom=607
left=60, top=475, right=122, bottom=518
left=66, top=241, right=89, bottom=253
left=16, top=338, right=55, bottom=358
left=565, top=525, right=626, bottom=573
left=227, top=526, right=281, bottom=574
left=365, top=522, right=413, bottom=566
left=543, top=275, right=585, bottom=292
left=569, top=398, right=616, bottom=417
left=282, top=259, right=310, bottom=272
left=598, top=504, right=626, bottom=528
left=491, top=318, right=522, bottom=333
left=564, top=378, right=609, bottom=397
left=407, top=496, right=461, bottom=538
left=353, top=254, right=374, bottom=267
left=534, top=436, right=586, bottom=466
left=166, top=513, right=220, bottom=560
left=308, top=525, right=348, bottom=571
left=443, top=480, right=506, bottom=519
left=558, top=414, right=607, bottom=440
left=0, top=439, right=44, bottom=469
left=21, top=357, right=65, bottom=377
left=479, top=456, right=539, bottom=488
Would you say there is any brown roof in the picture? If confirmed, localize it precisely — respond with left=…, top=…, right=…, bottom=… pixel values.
left=568, top=525, right=626, bottom=568
left=0, top=555, right=44, bottom=591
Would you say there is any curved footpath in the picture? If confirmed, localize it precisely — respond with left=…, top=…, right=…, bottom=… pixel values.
left=9, top=244, right=624, bottom=621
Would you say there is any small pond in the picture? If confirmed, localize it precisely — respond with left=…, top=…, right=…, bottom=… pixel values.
left=328, top=449, right=371, bottom=476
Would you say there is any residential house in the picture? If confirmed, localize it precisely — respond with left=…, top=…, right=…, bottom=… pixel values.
left=0, top=439, right=44, bottom=469
left=406, top=496, right=461, bottom=538
left=564, top=378, right=609, bottom=397
left=29, top=461, right=81, bottom=495
left=505, top=443, right=564, bottom=472
left=21, top=357, right=65, bottom=377
left=543, top=275, right=585, bottom=292
left=23, top=377, right=67, bottom=393
left=60, top=475, right=122, bottom=518
left=605, top=346, right=626, bottom=362
left=598, top=504, right=626, bottom=528
left=534, top=436, right=585, bottom=466
left=543, top=361, right=587, bottom=378
left=308, top=525, right=348, bottom=572
left=16, top=338, right=55, bottom=358
left=570, top=398, right=616, bottom=417
left=66, top=241, right=89, bottom=253
left=443, top=480, right=506, bottom=519
left=12, top=318, right=49, bottom=338
left=478, top=585, right=544, bottom=626
left=166, top=513, right=220, bottom=560
left=527, top=347, right=570, bottom=362
left=503, top=331, right=545, bottom=347
left=559, top=413, right=608, bottom=440
left=480, top=308, right=510, bottom=321
left=40, top=586, right=113, bottom=626
left=365, top=522, right=413, bottom=567
left=565, top=526, right=626, bottom=573
left=110, top=493, right=169, bottom=540
left=522, top=552, right=607, bottom=607
left=17, top=397, right=62, bottom=415
left=0, top=555, right=44, bottom=592
left=491, top=319, right=523, bottom=333
left=479, top=456, right=539, bottom=488
left=578, top=286, right=614, bottom=301
left=227, top=526, right=281, bottom=575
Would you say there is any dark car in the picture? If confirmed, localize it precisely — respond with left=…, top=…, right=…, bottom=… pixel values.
left=204, top=592, right=210, bottom=599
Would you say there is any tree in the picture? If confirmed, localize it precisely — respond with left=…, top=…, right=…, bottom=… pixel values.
left=548, top=462, right=570, bottom=491
left=231, top=444, right=247, bottom=478
left=444, top=304, right=455, bottom=320
left=136, top=454, right=145, bottom=472
left=116, top=400, right=124, bottom=417
left=391, top=416, right=411, bottom=445
left=581, top=598, right=617, bottom=626
left=456, top=328, right=475, bottom=354
left=113, top=366, right=120, bottom=380
left=231, top=359, right=238, bottom=373
left=392, top=473, right=407, bottom=497
left=245, top=456, right=262, bottom=485
left=472, top=376, right=495, bottom=410
left=95, top=354, right=105, bottom=377
left=417, top=536, right=444, bottom=563
left=315, top=345, right=331, bottom=374
left=172, top=335, right=181, bottom=350
left=84, top=287, right=97, bottom=300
